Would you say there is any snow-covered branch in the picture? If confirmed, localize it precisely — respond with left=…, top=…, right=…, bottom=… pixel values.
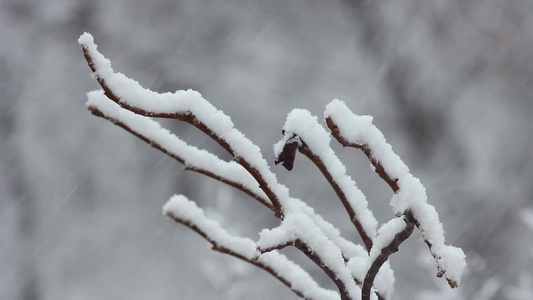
left=362, top=216, right=413, bottom=300
left=163, top=195, right=338, bottom=300
left=87, top=91, right=272, bottom=209
left=79, top=32, right=367, bottom=299
left=80, top=32, right=287, bottom=216
left=79, top=32, right=465, bottom=300
left=274, top=109, right=377, bottom=252
left=325, top=99, right=466, bottom=289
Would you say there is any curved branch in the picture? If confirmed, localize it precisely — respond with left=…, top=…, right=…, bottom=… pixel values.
left=257, top=212, right=361, bottom=300
left=80, top=38, right=284, bottom=216
left=274, top=110, right=378, bottom=253
left=276, top=133, right=374, bottom=252
left=325, top=100, right=466, bottom=288
left=293, top=240, right=352, bottom=300
left=88, top=104, right=273, bottom=210
left=80, top=34, right=362, bottom=298
left=299, top=143, right=373, bottom=252
left=362, top=215, right=414, bottom=300
left=326, top=117, right=399, bottom=193
left=167, top=216, right=305, bottom=296
left=257, top=241, right=294, bottom=254
left=163, top=196, right=337, bottom=300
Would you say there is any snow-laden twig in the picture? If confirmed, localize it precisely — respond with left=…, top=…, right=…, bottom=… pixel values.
left=79, top=32, right=361, bottom=299
left=362, top=215, right=413, bottom=300
left=79, top=32, right=286, bottom=215
left=80, top=32, right=466, bottom=300
left=88, top=87, right=364, bottom=264
left=163, top=195, right=339, bottom=300
left=324, top=99, right=466, bottom=288
left=291, top=197, right=366, bottom=262
left=274, top=109, right=377, bottom=252
left=257, top=212, right=361, bottom=300
left=87, top=91, right=272, bottom=209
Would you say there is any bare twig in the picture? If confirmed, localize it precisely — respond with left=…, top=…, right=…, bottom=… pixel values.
left=257, top=241, right=295, bottom=254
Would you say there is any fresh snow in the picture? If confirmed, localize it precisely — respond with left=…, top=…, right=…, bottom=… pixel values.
left=324, top=99, right=466, bottom=286
left=81, top=31, right=466, bottom=299
left=87, top=90, right=269, bottom=203
left=163, top=195, right=258, bottom=259
left=257, top=251, right=340, bottom=300
left=258, top=211, right=362, bottom=299
left=163, top=195, right=340, bottom=300
left=367, top=217, right=408, bottom=299
left=369, top=217, right=407, bottom=262
left=345, top=217, right=407, bottom=300
left=291, top=197, right=366, bottom=260
left=277, top=108, right=378, bottom=241
left=79, top=32, right=294, bottom=216
left=80, top=34, right=370, bottom=297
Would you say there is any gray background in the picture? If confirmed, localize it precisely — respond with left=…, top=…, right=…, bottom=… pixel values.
left=1, top=0, right=532, bottom=299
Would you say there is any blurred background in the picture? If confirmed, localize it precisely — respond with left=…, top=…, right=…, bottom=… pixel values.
left=1, top=0, right=532, bottom=299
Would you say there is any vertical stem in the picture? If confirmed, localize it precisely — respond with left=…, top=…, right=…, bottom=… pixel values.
left=361, top=216, right=414, bottom=300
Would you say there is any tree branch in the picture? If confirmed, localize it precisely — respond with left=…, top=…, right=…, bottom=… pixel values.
left=163, top=196, right=337, bottom=300
left=293, top=240, right=352, bottom=300
left=81, top=42, right=284, bottom=216
left=276, top=133, right=374, bottom=252
left=80, top=35, right=359, bottom=299
left=326, top=117, right=399, bottom=193
left=362, top=215, right=414, bottom=300
left=80, top=33, right=465, bottom=299
left=88, top=104, right=273, bottom=210
left=325, top=100, right=465, bottom=289
left=274, top=110, right=378, bottom=256
left=257, top=241, right=294, bottom=254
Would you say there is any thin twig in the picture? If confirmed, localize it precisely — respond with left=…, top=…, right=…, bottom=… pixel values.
left=361, top=215, right=414, bottom=300
left=82, top=44, right=285, bottom=215
left=258, top=241, right=295, bottom=254
left=326, top=117, right=399, bottom=193
left=296, top=145, right=387, bottom=300
left=293, top=240, right=351, bottom=300
left=326, top=115, right=461, bottom=289
left=275, top=133, right=374, bottom=252
left=82, top=42, right=354, bottom=299
left=89, top=106, right=274, bottom=210
left=165, top=211, right=314, bottom=300
left=299, top=144, right=374, bottom=252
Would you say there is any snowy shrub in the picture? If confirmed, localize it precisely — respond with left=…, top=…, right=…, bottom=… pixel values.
left=79, top=32, right=466, bottom=300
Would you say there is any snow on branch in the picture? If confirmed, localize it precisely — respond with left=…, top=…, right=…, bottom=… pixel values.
left=79, top=32, right=366, bottom=299
left=291, top=197, right=366, bottom=261
left=257, top=212, right=362, bottom=300
left=86, top=90, right=272, bottom=209
left=79, top=32, right=287, bottom=215
left=274, top=109, right=377, bottom=252
left=362, top=216, right=413, bottom=299
left=163, top=195, right=338, bottom=300
left=324, top=99, right=466, bottom=288
left=79, top=32, right=465, bottom=300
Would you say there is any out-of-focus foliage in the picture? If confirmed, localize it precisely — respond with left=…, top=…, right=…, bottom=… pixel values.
left=0, top=0, right=531, bottom=299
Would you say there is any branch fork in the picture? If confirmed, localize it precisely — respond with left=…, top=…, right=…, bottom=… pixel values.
left=79, top=33, right=466, bottom=300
